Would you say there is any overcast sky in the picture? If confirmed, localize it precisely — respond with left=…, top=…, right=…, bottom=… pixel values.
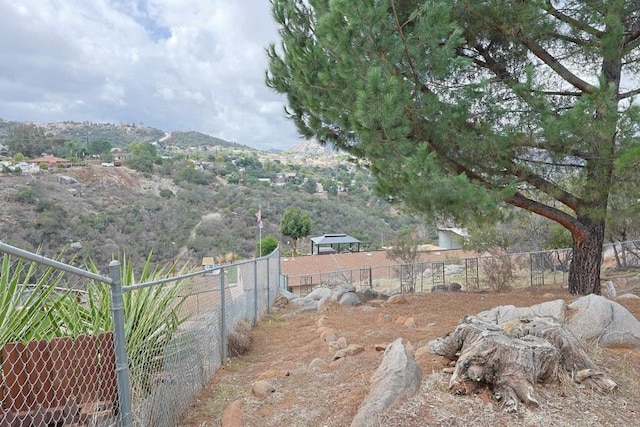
left=0, top=1, right=303, bottom=151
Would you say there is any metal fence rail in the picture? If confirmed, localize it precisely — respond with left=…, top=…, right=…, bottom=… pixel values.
left=0, top=241, right=280, bottom=427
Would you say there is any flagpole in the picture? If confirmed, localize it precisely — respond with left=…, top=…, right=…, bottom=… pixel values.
left=258, top=203, right=262, bottom=257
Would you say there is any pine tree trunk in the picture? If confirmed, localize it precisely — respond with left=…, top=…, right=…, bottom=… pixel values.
left=568, top=217, right=605, bottom=295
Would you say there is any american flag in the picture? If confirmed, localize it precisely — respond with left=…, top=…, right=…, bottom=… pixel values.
left=256, top=210, right=263, bottom=228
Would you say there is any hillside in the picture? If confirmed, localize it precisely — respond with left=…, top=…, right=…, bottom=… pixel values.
left=0, top=118, right=247, bottom=150
left=0, top=162, right=423, bottom=270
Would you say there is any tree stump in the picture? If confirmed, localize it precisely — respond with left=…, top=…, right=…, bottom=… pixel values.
left=428, top=315, right=617, bottom=412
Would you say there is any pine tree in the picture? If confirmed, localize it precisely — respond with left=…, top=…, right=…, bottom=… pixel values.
left=267, top=0, right=640, bottom=295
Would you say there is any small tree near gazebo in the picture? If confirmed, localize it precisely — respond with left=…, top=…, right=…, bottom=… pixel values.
left=279, top=207, right=311, bottom=256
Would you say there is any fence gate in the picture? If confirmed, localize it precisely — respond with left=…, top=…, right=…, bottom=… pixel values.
left=431, top=262, right=445, bottom=291
left=530, top=252, right=545, bottom=287
left=465, top=258, right=479, bottom=290
left=360, top=267, right=372, bottom=289
left=400, top=264, right=415, bottom=293
left=301, top=275, right=313, bottom=296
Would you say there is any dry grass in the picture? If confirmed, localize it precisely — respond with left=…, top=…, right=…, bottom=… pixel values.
left=179, top=286, right=640, bottom=427
left=227, top=319, right=252, bottom=357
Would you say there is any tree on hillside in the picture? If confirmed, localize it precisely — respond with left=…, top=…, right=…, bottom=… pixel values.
left=267, top=0, right=640, bottom=295
left=6, top=124, right=50, bottom=158
left=280, top=206, right=311, bottom=255
left=127, top=142, right=158, bottom=172
left=257, top=236, right=279, bottom=257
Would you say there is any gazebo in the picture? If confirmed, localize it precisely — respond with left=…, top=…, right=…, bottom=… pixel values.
left=310, top=234, right=361, bottom=255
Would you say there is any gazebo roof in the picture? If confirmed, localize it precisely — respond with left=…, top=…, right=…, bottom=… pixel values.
left=311, top=234, right=360, bottom=245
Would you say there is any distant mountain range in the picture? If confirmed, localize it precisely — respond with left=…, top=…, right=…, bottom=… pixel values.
left=0, top=118, right=250, bottom=151
left=0, top=117, right=343, bottom=156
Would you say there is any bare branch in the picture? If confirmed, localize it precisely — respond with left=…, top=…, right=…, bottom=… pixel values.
left=544, top=0, right=605, bottom=38
left=619, top=87, right=640, bottom=100
left=516, top=35, right=596, bottom=94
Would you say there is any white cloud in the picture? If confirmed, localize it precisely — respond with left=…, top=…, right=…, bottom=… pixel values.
left=0, top=0, right=301, bottom=150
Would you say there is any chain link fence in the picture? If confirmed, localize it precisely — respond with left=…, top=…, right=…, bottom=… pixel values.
left=0, top=241, right=280, bottom=427
left=283, top=247, right=584, bottom=295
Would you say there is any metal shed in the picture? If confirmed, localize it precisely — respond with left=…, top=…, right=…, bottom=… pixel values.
left=310, top=234, right=361, bottom=255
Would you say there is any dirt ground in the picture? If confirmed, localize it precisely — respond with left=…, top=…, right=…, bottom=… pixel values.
left=178, top=286, right=640, bottom=427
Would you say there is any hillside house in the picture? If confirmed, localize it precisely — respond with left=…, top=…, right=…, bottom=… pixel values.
left=28, top=156, right=71, bottom=168
left=273, top=172, right=298, bottom=186
left=437, top=227, right=468, bottom=250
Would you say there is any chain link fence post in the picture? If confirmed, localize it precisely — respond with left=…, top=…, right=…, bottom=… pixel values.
left=266, top=259, right=271, bottom=313
left=109, top=260, right=133, bottom=427
left=253, top=259, right=258, bottom=326
left=220, top=266, right=227, bottom=363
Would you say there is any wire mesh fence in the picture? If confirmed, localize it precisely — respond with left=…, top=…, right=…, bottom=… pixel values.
left=283, top=247, right=579, bottom=296
left=0, top=241, right=280, bottom=427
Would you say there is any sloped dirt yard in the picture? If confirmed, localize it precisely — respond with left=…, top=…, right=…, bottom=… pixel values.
left=179, top=287, right=640, bottom=427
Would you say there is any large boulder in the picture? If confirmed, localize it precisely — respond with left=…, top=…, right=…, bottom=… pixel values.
left=350, top=338, right=422, bottom=426
left=306, top=287, right=333, bottom=301
left=356, top=288, right=389, bottom=302
left=338, top=292, right=361, bottom=306
left=567, top=294, right=640, bottom=349
left=476, top=299, right=566, bottom=324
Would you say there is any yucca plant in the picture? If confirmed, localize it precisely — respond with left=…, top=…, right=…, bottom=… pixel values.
left=0, top=253, right=70, bottom=347
left=82, top=253, right=191, bottom=396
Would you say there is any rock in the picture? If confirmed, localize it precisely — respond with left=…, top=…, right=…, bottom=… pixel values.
left=296, top=302, right=319, bottom=313
left=277, top=288, right=297, bottom=301
left=309, top=358, right=330, bottom=370
left=333, top=344, right=365, bottom=360
left=377, top=313, right=392, bottom=323
left=449, top=282, right=462, bottom=292
left=291, top=297, right=315, bottom=306
left=273, top=294, right=289, bottom=308
left=338, top=292, right=361, bottom=306
left=251, top=380, right=275, bottom=400
left=336, top=336, right=348, bottom=349
left=318, top=326, right=336, bottom=342
left=367, top=299, right=386, bottom=307
left=333, top=284, right=356, bottom=301
left=444, top=264, right=465, bottom=276
left=221, top=399, right=243, bottom=427
left=403, top=317, right=416, bottom=328
left=374, top=343, right=388, bottom=352
left=476, top=299, right=566, bottom=324
left=567, top=294, right=640, bottom=349
left=387, top=294, right=408, bottom=305
left=395, top=316, right=407, bottom=324
left=257, top=369, right=290, bottom=381
left=616, top=293, right=640, bottom=300
left=69, top=241, right=82, bottom=250
left=57, top=175, right=78, bottom=185
left=306, top=287, right=333, bottom=301
left=350, top=338, right=422, bottom=426
left=318, top=295, right=339, bottom=312
left=328, top=340, right=341, bottom=351
left=361, top=306, right=377, bottom=313
left=356, top=288, right=390, bottom=302
left=604, top=280, right=617, bottom=298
